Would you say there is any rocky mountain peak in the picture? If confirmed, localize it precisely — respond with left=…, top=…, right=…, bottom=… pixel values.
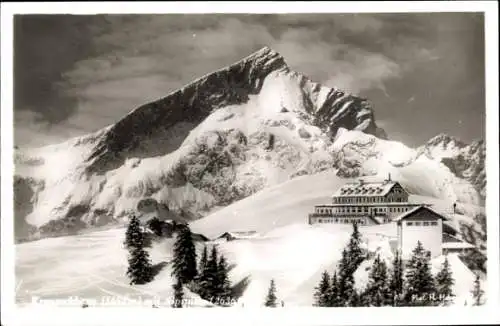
left=425, top=133, right=467, bottom=149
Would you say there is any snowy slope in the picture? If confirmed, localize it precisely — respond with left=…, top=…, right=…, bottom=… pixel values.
left=16, top=219, right=486, bottom=308
left=190, top=170, right=483, bottom=240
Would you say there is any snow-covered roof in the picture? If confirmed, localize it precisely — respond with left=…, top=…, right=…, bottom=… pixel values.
left=393, top=205, right=449, bottom=222
left=218, top=231, right=259, bottom=239
left=332, top=179, right=403, bottom=197
left=442, top=241, right=475, bottom=249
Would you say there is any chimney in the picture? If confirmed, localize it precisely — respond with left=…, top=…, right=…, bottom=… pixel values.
left=453, top=203, right=457, bottom=214
left=388, top=173, right=392, bottom=182
left=359, top=179, right=364, bottom=185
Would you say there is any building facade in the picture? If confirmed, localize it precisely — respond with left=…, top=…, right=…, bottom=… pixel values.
left=308, top=176, right=424, bottom=225
left=395, top=206, right=445, bottom=259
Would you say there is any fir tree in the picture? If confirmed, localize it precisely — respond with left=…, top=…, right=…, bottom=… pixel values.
left=337, top=248, right=356, bottom=306
left=328, top=271, right=342, bottom=307
left=216, top=254, right=232, bottom=302
left=195, top=245, right=209, bottom=298
left=347, top=290, right=361, bottom=307
left=203, top=245, right=220, bottom=301
left=389, top=250, right=404, bottom=304
left=347, top=221, right=365, bottom=273
left=435, top=256, right=455, bottom=305
left=264, top=279, right=278, bottom=307
left=363, top=254, right=391, bottom=306
left=404, top=241, right=437, bottom=306
left=172, top=277, right=185, bottom=308
left=171, top=224, right=198, bottom=284
left=314, top=270, right=331, bottom=307
left=471, top=274, right=484, bottom=306
left=124, top=215, right=144, bottom=249
left=125, top=215, right=154, bottom=285
left=198, top=245, right=208, bottom=276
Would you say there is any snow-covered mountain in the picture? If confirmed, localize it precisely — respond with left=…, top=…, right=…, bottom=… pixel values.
left=14, top=46, right=484, bottom=242
left=417, top=134, right=486, bottom=199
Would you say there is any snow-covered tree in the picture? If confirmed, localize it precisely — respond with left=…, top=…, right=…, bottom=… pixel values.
left=264, top=279, right=278, bottom=307
left=314, top=270, right=331, bottom=307
left=329, top=271, right=342, bottom=307
left=125, top=215, right=154, bottom=285
left=471, top=274, right=484, bottom=306
left=172, top=277, right=185, bottom=308
left=363, top=254, right=391, bottom=306
left=435, top=256, right=455, bottom=305
left=337, top=248, right=356, bottom=306
left=124, top=215, right=143, bottom=249
left=216, top=254, right=232, bottom=301
left=346, top=222, right=365, bottom=273
left=171, top=224, right=198, bottom=284
left=389, top=250, right=404, bottom=304
left=197, top=245, right=220, bottom=301
left=403, top=241, right=437, bottom=306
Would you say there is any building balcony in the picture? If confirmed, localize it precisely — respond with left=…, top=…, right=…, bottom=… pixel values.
left=309, top=212, right=388, bottom=218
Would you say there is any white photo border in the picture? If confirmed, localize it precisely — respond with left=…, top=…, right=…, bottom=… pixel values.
left=1, top=2, right=499, bottom=326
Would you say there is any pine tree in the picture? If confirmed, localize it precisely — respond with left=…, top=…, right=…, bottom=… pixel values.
left=329, top=271, right=342, bottom=307
left=171, top=224, right=198, bottom=284
left=435, top=256, right=455, bottom=305
left=314, top=270, right=331, bottom=307
left=216, top=254, right=232, bottom=302
left=125, top=215, right=154, bottom=285
left=336, top=248, right=356, bottom=306
left=347, top=221, right=365, bottom=273
left=403, top=241, right=437, bottom=306
left=172, top=277, right=184, bottom=308
left=389, top=250, right=404, bottom=305
left=195, top=245, right=209, bottom=298
left=363, top=254, right=391, bottom=306
left=471, top=274, right=484, bottom=306
left=124, top=215, right=144, bottom=249
left=198, top=245, right=208, bottom=276
left=264, top=279, right=278, bottom=307
left=203, top=245, right=220, bottom=301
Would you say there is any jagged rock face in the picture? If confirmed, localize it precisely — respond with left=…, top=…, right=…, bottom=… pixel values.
left=418, top=135, right=486, bottom=198
left=441, top=140, right=486, bottom=198
left=85, top=47, right=386, bottom=175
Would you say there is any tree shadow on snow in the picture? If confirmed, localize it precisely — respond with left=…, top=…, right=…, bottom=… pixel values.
left=230, top=275, right=251, bottom=300
left=151, top=261, right=168, bottom=280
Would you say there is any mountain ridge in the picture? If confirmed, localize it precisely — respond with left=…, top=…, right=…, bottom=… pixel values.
left=84, top=46, right=386, bottom=175
left=13, top=46, right=484, bottom=242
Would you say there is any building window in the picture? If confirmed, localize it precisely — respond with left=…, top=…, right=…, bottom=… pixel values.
left=407, top=222, right=413, bottom=226
left=415, top=222, right=421, bottom=226
left=358, top=207, right=362, bottom=213
left=423, top=222, right=429, bottom=226
left=364, top=207, right=368, bottom=212
left=335, top=219, right=339, bottom=223
left=431, top=221, right=438, bottom=226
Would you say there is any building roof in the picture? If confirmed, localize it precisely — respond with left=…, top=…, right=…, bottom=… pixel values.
left=332, top=179, right=403, bottom=197
left=218, top=231, right=259, bottom=239
left=393, top=205, right=450, bottom=223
